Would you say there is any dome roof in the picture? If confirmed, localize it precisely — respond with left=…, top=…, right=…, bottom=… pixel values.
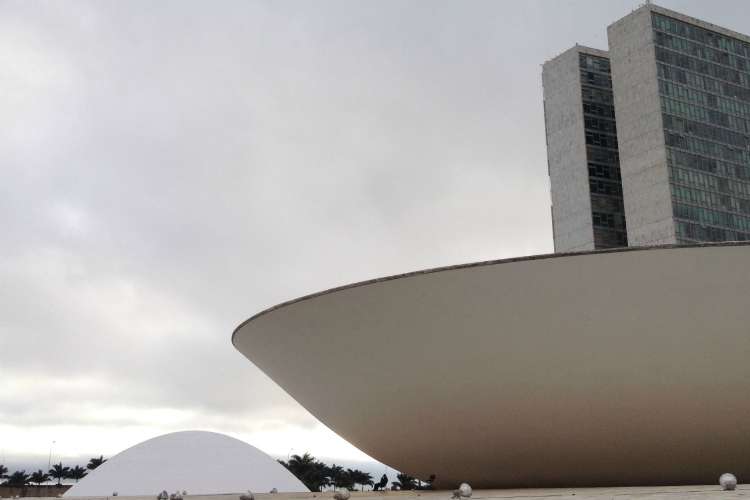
left=64, top=431, right=308, bottom=496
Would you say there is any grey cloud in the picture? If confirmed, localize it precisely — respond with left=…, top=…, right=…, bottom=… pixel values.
left=1, top=0, right=749, bottom=465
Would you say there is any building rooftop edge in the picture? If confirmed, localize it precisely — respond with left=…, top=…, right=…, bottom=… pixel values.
left=543, top=44, right=608, bottom=68
left=577, top=45, right=609, bottom=58
left=609, top=2, right=750, bottom=45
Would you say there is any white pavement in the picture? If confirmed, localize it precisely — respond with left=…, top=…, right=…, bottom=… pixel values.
left=46, top=485, right=747, bottom=500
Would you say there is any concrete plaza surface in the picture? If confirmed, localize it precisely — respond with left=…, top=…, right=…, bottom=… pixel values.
left=45, top=486, right=747, bottom=500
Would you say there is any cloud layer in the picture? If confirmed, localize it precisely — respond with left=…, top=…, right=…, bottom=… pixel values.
left=1, top=0, right=748, bottom=473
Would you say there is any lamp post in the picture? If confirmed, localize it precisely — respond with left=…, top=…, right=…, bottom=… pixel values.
left=48, top=441, right=56, bottom=470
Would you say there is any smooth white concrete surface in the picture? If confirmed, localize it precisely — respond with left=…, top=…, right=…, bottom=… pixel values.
left=64, top=431, right=308, bottom=496
left=233, top=243, right=750, bottom=489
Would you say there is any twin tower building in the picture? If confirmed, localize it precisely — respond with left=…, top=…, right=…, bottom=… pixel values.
left=543, top=3, right=750, bottom=252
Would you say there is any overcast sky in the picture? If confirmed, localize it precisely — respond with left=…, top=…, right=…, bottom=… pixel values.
left=2, top=0, right=749, bottom=477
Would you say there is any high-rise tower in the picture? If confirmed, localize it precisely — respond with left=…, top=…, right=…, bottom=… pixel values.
left=543, top=46, right=628, bottom=252
left=544, top=4, right=750, bottom=251
left=608, top=4, right=750, bottom=245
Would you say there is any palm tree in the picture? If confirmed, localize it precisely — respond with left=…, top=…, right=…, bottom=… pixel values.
left=30, top=470, right=50, bottom=486
left=392, top=473, right=417, bottom=490
left=69, top=466, right=87, bottom=482
left=0, top=465, right=8, bottom=480
left=311, top=460, right=332, bottom=491
left=287, top=453, right=315, bottom=472
left=48, top=463, right=70, bottom=486
left=362, top=471, right=374, bottom=490
left=328, top=464, right=345, bottom=489
left=334, top=468, right=354, bottom=491
left=6, top=470, right=31, bottom=487
left=348, top=469, right=373, bottom=491
left=346, top=469, right=360, bottom=491
left=86, top=456, right=106, bottom=470
left=286, top=453, right=330, bottom=492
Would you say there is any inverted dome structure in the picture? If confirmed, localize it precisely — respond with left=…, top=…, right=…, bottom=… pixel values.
left=64, top=431, right=308, bottom=496
left=233, top=243, right=750, bottom=488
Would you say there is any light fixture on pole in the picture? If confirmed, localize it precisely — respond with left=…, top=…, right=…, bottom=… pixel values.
left=48, top=441, right=56, bottom=470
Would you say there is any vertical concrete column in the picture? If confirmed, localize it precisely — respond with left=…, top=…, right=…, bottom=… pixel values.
left=608, top=6, right=676, bottom=246
left=543, top=47, right=595, bottom=252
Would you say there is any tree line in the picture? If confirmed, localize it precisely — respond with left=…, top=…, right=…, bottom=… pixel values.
left=0, top=456, right=106, bottom=487
left=277, top=453, right=434, bottom=492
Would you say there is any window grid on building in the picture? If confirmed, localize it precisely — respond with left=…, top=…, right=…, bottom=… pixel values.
left=653, top=12, right=750, bottom=242
left=579, top=52, right=628, bottom=248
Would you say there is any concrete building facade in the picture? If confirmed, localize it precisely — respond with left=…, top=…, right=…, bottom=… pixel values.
left=545, top=4, right=750, bottom=249
left=543, top=46, right=628, bottom=252
left=610, top=4, right=750, bottom=245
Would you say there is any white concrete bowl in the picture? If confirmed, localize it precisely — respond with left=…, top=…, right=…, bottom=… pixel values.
left=233, top=243, right=750, bottom=488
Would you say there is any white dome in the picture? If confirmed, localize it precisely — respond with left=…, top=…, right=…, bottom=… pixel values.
left=64, top=431, right=308, bottom=496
